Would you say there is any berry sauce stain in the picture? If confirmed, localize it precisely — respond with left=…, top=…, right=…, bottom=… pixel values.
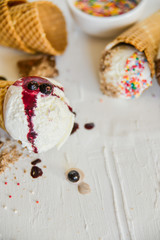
left=14, top=76, right=73, bottom=153
left=22, top=88, right=38, bottom=153
left=71, top=122, right=79, bottom=134
left=84, top=122, right=95, bottom=130
left=31, top=166, right=43, bottom=178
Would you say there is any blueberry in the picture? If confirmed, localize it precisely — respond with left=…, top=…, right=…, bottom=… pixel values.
left=67, top=170, right=80, bottom=183
left=40, top=83, right=52, bottom=95
left=28, top=81, right=39, bottom=90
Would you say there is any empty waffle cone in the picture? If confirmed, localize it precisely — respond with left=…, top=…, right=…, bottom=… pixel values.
left=0, top=81, right=14, bottom=131
left=101, top=10, right=160, bottom=80
left=9, top=1, right=67, bottom=55
left=0, top=0, right=33, bottom=53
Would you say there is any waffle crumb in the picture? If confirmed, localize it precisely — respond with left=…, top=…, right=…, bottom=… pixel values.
left=78, top=182, right=91, bottom=195
left=99, top=48, right=120, bottom=97
left=17, top=55, right=59, bottom=78
left=0, top=139, right=23, bottom=174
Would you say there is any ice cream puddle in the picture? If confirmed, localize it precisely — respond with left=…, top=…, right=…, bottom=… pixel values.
left=31, top=166, right=43, bottom=178
left=4, top=76, right=75, bottom=153
left=75, top=0, right=140, bottom=17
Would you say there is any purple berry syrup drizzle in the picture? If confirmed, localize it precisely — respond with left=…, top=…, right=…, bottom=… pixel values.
left=14, top=76, right=73, bottom=153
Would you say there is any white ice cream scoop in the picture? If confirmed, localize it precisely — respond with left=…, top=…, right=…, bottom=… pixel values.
left=3, top=76, right=74, bottom=153
left=100, top=45, right=152, bottom=99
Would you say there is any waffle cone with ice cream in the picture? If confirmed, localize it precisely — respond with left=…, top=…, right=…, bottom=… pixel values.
left=0, top=77, right=74, bottom=154
left=0, top=0, right=67, bottom=55
left=100, top=11, right=160, bottom=98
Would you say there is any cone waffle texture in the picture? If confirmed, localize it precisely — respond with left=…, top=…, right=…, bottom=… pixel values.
left=0, top=0, right=67, bottom=55
left=0, top=81, right=14, bottom=131
left=0, top=0, right=33, bottom=53
left=103, top=10, right=160, bottom=77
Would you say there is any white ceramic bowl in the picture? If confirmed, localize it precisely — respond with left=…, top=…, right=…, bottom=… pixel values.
left=67, top=0, right=146, bottom=38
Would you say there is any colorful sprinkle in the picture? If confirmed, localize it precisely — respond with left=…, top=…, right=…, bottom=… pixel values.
left=75, top=0, right=140, bottom=17
left=4, top=182, right=7, bottom=185
left=36, top=201, right=39, bottom=204
left=9, top=195, right=12, bottom=198
left=119, top=51, right=152, bottom=98
left=17, top=183, right=20, bottom=186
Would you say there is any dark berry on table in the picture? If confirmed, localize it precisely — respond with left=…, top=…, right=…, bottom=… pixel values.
left=28, top=81, right=39, bottom=90
left=30, top=166, right=43, bottom=178
left=40, top=83, right=52, bottom=95
left=0, top=76, right=7, bottom=81
left=67, top=170, right=80, bottom=183
left=84, top=122, right=95, bottom=130
left=31, top=159, right=41, bottom=165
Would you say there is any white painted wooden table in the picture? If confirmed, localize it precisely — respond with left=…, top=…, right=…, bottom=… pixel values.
left=0, top=0, right=160, bottom=239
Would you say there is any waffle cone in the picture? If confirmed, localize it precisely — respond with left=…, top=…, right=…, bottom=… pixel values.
left=0, top=0, right=33, bottom=53
left=0, top=81, right=14, bottom=131
left=9, top=1, right=67, bottom=55
left=104, top=10, right=160, bottom=77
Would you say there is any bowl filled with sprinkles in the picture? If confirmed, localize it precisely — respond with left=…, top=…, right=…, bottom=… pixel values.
left=67, top=0, right=146, bottom=37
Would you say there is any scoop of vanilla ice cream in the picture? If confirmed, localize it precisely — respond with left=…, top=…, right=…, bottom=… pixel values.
left=101, top=45, right=152, bottom=99
left=3, top=77, right=74, bottom=153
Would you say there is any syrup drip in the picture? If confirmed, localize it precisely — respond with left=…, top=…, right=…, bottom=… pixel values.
left=22, top=88, right=38, bottom=153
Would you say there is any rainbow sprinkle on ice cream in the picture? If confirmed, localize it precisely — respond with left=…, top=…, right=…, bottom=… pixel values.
left=119, top=52, right=152, bottom=98
left=100, top=45, right=152, bottom=99
left=75, top=0, right=140, bottom=17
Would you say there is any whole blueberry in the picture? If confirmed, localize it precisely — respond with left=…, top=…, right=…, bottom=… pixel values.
left=67, top=170, right=80, bottom=183
left=28, top=81, right=39, bottom=90
left=40, top=83, right=52, bottom=95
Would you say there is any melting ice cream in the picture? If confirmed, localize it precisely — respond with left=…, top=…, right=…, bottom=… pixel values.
left=3, top=76, right=74, bottom=153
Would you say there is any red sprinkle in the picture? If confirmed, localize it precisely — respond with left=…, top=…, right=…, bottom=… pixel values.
left=9, top=195, right=12, bottom=198
left=36, top=201, right=39, bottom=204
left=17, top=183, right=20, bottom=186
left=5, top=182, right=7, bottom=185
